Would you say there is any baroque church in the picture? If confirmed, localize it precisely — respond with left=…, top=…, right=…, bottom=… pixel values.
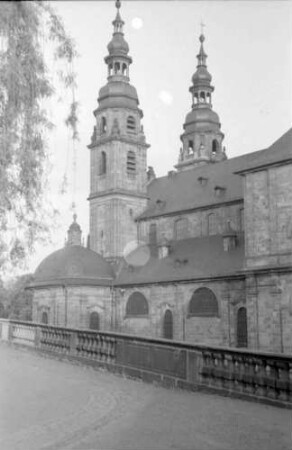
left=30, top=1, right=292, bottom=354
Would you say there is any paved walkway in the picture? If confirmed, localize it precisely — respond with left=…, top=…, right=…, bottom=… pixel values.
left=0, top=344, right=291, bottom=450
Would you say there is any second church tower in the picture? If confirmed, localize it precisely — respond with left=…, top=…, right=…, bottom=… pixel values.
left=88, top=0, right=149, bottom=262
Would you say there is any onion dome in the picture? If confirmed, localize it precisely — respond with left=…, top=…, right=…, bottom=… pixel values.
left=97, top=81, right=139, bottom=111
left=66, top=213, right=82, bottom=246
left=107, top=6, right=129, bottom=57
left=185, top=108, right=220, bottom=125
left=94, top=0, right=142, bottom=116
left=176, top=31, right=226, bottom=171
left=104, top=0, right=132, bottom=66
left=191, top=34, right=212, bottom=85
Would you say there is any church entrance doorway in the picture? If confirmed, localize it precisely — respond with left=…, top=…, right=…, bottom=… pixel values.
left=89, top=312, right=100, bottom=330
left=237, top=307, right=248, bottom=347
left=163, top=309, right=173, bottom=339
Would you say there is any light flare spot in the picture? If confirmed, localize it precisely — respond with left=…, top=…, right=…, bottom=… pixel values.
left=158, top=90, right=173, bottom=105
left=123, top=240, right=150, bottom=267
left=131, top=17, right=143, bottom=30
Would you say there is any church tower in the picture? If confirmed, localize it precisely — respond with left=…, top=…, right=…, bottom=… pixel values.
left=176, top=33, right=226, bottom=171
left=88, top=1, right=149, bottom=263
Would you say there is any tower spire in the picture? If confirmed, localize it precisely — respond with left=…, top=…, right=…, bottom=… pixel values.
left=175, top=31, right=226, bottom=171
left=197, top=33, right=207, bottom=67
left=113, top=0, right=124, bottom=34
left=104, top=0, right=132, bottom=81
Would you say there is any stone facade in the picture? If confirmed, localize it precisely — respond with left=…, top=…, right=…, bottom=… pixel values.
left=31, top=3, right=292, bottom=355
left=138, top=202, right=244, bottom=244
left=244, top=164, right=292, bottom=268
left=113, top=279, right=245, bottom=347
left=33, top=286, right=113, bottom=330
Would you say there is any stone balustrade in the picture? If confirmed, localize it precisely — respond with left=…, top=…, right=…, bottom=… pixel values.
left=0, top=319, right=291, bottom=408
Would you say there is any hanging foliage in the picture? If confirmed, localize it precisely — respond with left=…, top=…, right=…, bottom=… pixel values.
left=0, top=1, right=78, bottom=273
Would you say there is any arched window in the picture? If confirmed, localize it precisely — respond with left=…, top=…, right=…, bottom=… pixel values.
left=174, top=217, right=189, bottom=240
left=101, top=117, right=107, bottom=134
left=188, top=140, right=194, bottom=154
left=89, top=312, right=100, bottom=330
left=207, top=213, right=216, bottom=235
left=114, top=61, right=120, bottom=74
left=239, top=208, right=244, bottom=231
left=41, top=311, right=48, bottom=324
left=0, top=302, right=5, bottom=318
left=108, top=63, right=113, bottom=76
left=100, top=151, right=107, bottom=175
left=200, top=91, right=205, bottom=102
left=194, top=93, right=198, bottom=105
left=149, top=223, right=157, bottom=247
left=237, top=307, right=248, bottom=348
left=212, top=139, right=219, bottom=155
left=163, top=310, right=173, bottom=339
left=122, top=63, right=127, bottom=75
left=126, top=292, right=149, bottom=316
left=206, top=92, right=211, bottom=104
left=188, top=287, right=219, bottom=317
left=127, top=116, right=136, bottom=133
left=127, top=151, right=136, bottom=174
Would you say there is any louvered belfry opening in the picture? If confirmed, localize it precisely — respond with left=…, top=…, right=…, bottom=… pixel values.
left=127, top=151, right=136, bottom=174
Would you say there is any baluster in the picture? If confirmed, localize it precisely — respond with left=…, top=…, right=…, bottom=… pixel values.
left=80, top=333, right=86, bottom=357
left=253, top=358, right=265, bottom=398
left=212, top=352, right=223, bottom=388
left=76, top=333, right=81, bottom=355
left=87, top=335, right=94, bottom=359
left=243, top=356, right=256, bottom=395
left=201, top=350, right=212, bottom=383
left=109, top=337, right=116, bottom=363
left=105, top=337, right=111, bottom=363
left=223, top=353, right=234, bottom=391
left=264, top=361, right=276, bottom=399
left=275, top=361, right=290, bottom=402
left=96, top=335, right=102, bottom=360
left=289, top=362, right=292, bottom=403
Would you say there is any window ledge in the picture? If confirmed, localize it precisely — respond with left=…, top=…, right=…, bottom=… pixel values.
left=187, top=313, right=219, bottom=318
left=124, top=314, right=149, bottom=319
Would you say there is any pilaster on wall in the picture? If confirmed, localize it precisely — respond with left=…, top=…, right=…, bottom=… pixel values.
left=220, top=282, right=231, bottom=347
left=246, top=275, right=259, bottom=350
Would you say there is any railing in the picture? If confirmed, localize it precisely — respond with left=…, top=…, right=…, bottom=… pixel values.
left=0, top=319, right=291, bottom=408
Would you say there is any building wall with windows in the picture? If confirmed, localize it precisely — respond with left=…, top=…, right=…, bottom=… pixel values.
left=32, top=286, right=112, bottom=331
left=113, top=279, right=246, bottom=347
left=138, top=202, right=244, bottom=244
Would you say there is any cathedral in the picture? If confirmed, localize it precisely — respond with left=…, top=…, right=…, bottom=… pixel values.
left=31, top=1, right=292, bottom=354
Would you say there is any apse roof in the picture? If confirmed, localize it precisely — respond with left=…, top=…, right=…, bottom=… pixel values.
left=139, top=128, right=292, bottom=220
left=31, top=245, right=114, bottom=288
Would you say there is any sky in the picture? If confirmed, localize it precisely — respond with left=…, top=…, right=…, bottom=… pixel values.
left=24, top=0, right=292, bottom=275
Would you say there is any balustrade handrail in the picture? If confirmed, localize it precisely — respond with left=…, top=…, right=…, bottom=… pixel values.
left=1, top=318, right=291, bottom=408
left=2, top=318, right=291, bottom=362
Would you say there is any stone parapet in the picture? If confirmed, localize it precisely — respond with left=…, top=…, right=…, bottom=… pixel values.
left=1, top=319, right=291, bottom=408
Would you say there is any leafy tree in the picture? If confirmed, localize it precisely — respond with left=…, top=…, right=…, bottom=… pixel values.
left=2, top=273, right=34, bottom=320
left=0, top=1, right=78, bottom=275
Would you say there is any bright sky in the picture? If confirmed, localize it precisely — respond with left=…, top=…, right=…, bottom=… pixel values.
left=25, top=0, right=291, bottom=275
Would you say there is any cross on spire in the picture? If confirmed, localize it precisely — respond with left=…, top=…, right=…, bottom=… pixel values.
left=200, top=20, right=206, bottom=35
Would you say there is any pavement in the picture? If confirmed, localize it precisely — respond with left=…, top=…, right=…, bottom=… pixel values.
left=0, top=344, right=291, bottom=450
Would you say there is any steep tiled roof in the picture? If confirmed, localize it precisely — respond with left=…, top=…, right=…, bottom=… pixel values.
left=115, top=235, right=245, bottom=286
left=234, top=128, right=292, bottom=174
left=139, top=128, right=292, bottom=220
